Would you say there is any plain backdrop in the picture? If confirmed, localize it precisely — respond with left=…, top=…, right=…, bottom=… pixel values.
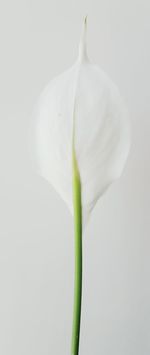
left=0, top=0, right=149, bottom=354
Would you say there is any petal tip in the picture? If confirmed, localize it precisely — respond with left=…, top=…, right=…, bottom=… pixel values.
left=84, top=15, right=88, bottom=25
left=78, top=15, right=89, bottom=63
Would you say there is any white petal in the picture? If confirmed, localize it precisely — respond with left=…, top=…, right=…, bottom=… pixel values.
left=74, top=62, right=130, bottom=223
left=32, top=19, right=130, bottom=225
left=33, top=65, right=77, bottom=214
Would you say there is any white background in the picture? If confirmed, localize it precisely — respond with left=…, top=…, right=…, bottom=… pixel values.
left=0, top=0, right=149, bottom=354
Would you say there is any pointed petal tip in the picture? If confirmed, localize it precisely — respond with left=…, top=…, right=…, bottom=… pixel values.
left=84, top=15, right=88, bottom=25
left=78, top=15, right=89, bottom=62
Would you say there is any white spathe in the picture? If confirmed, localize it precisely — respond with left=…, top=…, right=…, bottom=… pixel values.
left=33, top=18, right=130, bottom=225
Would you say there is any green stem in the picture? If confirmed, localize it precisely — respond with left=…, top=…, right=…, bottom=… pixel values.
left=71, top=148, right=82, bottom=355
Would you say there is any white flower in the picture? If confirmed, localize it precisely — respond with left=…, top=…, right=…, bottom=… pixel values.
left=32, top=18, right=130, bottom=226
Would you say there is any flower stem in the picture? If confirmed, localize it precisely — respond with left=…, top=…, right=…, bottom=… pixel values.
left=71, top=148, right=82, bottom=355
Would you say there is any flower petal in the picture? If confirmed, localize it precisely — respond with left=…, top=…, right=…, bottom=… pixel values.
left=32, top=18, right=130, bottom=226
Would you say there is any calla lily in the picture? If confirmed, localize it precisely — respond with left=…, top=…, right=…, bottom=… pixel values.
left=32, top=17, right=130, bottom=355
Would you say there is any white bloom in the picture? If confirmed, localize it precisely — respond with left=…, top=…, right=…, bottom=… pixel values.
left=32, top=18, right=130, bottom=226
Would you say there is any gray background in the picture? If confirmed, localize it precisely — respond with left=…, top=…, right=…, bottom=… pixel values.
left=0, top=0, right=149, bottom=354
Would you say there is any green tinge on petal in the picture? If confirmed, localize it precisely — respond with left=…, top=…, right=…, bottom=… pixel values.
left=72, top=145, right=82, bottom=355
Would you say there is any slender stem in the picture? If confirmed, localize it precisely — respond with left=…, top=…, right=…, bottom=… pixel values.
left=71, top=148, right=82, bottom=355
